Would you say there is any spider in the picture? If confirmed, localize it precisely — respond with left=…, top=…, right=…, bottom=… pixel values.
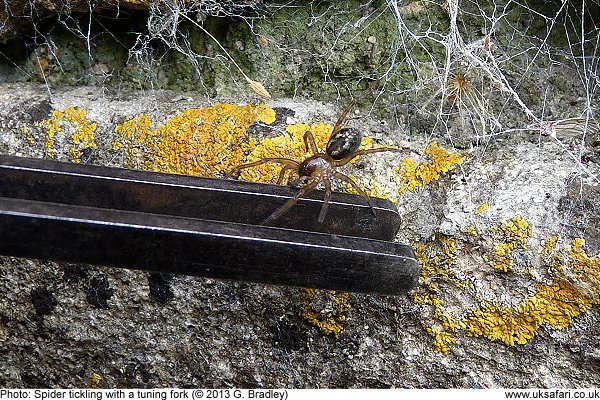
left=226, top=97, right=404, bottom=224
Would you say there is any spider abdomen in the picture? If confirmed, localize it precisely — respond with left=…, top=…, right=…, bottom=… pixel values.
left=326, top=127, right=363, bottom=160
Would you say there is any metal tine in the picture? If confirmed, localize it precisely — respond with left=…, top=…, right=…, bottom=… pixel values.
left=0, top=196, right=420, bottom=295
left=0, top=155, right=401, bottom=240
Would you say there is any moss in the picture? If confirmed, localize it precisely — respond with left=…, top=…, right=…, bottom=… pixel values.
left=160, top=37, right=208, bottom=91
left=21, top=23, right=131, bottom=86
left=154, top=18, right=257, bottom=94
left=2, top=0, right=582, bottom=123
left=90, top=34, right=129, bottom=77
left=255, top=0, right=447, bottom=102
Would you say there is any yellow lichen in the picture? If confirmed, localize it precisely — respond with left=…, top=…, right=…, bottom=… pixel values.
left=564, top=238, right=600, bottom=297
left=474, top=203, right=490, bottom=215
left=464, top=301, right=539, bottom=346
left=395, top=143, right=465, bottom=194
left=413, top=236, right=468, bottom=354
left=423, top=324, right=458, bottom=355
left=239, top=122, right=330, bottom=183
left=485, top=216, right=531, bottom=272
left=414, top=234, right=478, bottom=353
left=542, top=235, right=559, bottom=257
left=547, top=238, right=600, bottom=300
left=463, top=224, right=478, bottom=236
left=529, top=280, right=593, bottom=329
left=300, top=288, right=351, bottom=337
left=112, top=103, right=275, bottom=177
left=112, top=113, right=152, bottom=152
left=90, top=372, right=101, bottom=389
left=413, top=215, right=599, bottom=354
left=112, top=106, right=449, bottom=206
left=34, top=103, right=598, bottom=355
left=464, top=278, right=593, bottom=346
left=39, top=106, right=97, bottom=163
left=415, top=235, right=469, bottom=292
left=42, top=110, right=62, bottom=153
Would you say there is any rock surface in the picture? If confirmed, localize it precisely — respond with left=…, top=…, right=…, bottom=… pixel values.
left=0, top=82, right=598, bottom=388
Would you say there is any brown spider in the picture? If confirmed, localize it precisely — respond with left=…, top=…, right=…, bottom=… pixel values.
left=227, top=97, right=404, bottom=224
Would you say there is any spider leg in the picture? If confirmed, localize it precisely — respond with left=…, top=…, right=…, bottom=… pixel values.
left=303, top=131, right=318, bottom=154
left=330, top=97, right=359, bottom=136
left=333, top=171, right=375, bottom=216
left=287, top=176, right=309, bottom=188
left=226, top=158, right=299, bottom=178
left=261, top=178, right=320, bottom=225
left=318, top=177, right=332, bottom=223
left=334, top=147, right=403, bottom=167
left=276, top=164, right=297, bottom=185
left=330, top=85, right=376, bottom=136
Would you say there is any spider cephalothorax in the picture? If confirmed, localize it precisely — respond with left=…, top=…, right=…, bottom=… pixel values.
left=227, top=97, right=403, bottom=224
